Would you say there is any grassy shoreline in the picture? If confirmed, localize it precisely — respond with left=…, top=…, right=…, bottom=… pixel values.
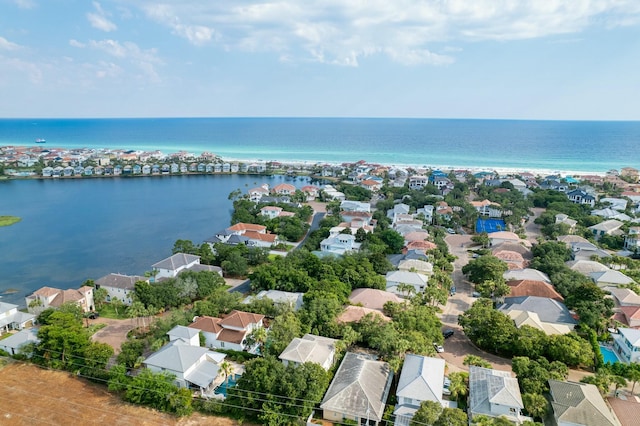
left=0, top=216, right=21, bottom=227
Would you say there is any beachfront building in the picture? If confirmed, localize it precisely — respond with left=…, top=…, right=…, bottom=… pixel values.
left=152, top=253, right=201, bottom=280
left=612, top=328, right=640, bottom=363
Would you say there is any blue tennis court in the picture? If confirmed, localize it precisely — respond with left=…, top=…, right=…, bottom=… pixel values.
left=476, top=218, right=506, bottom=233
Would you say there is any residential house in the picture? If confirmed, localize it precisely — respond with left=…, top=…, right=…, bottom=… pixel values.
left=472, top=199, right=504, bottom=218
left=607, top=397, right=640, bottom=426
left=624, top=227, right=640, bottom=251
left=394, top=355, right=447, bottom=426
left=619, top=306, right=640, bottom=328
left=498, top=296, right=577, bottom=335
left=588, top=219, right=624, bottom=241
left=0, top=302, right=35, bottom=335
left=348, top=288, right=404, bottom=311
left=493, top=250, right=528, bottom=270
left=503, top=269, right=552, bottom=284
left=468, top=366, right=528, bottom=424
left=409, top=176, right=429, bottom=190
left=488, top=231, right=529, bottom=247
left=566, top=260, right=610, bottom=276
left=591, top=208, right=631, bottom=222
left=168, top=325, right=201, bottom=347
left=621, top=167, right=639, bottom=182
left=548, top=380, right=621, bottom=426
left=386, top=270, right=430, bottom=296
left=416, top=205, right=434, bottom=224
left=248, top=185, right=270, bottom=202
left=242, top=290, right=304, bottom=311
left=507, top=279, right=564, bottom=302
left=604, top=286, right=640, bottom=307
left=319, top=234, right=361, bottom=256
left=570, top=241, right=611, bottom=261
left=566, top=189, right=596, bottom=207
left=361, top=179, right=382, bottom=192
left=322, top=185, right=346, bottom=201
left=612, top=328, right=640, bottom=363
left=143, top=338, right=226, bottom=391
left=188, top=310, right=265, bottom=352
left=397, top=259, right=434, bottom=275
left=152, top=253, right=202, bottom=280
left=95, top=273, right=147, bottom=305
left=272, top=183, right=296, bottom=195
left=601, top=197, right=629, bottom=212
left=260, top=206, right=295, bottom=219
left=25, top=286, right=94, bottom=314
left=320, top=352, right=393, bottom=426
left=555, top=214, right=578, bottom=233
left=0, top=327, right=39, bottom=356
left=590, top=270, right=635, bottom=288
left=279, top=334, right=338, bottom=370
left=337, top=306, right=391, bottom=324
left=300, top=185, right=319, bottom=201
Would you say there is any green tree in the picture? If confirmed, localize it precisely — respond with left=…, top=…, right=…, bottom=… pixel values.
left=522, top=393, right=548, bottom=421
left=264, top=312, right=304, bottom=357
left=93, top=287, right=108, bottom=309
left=172, top=239, right=198, bottom=254
left=448, top=371, right=469, bottom=403
left=126, top=301, right=149, bottom=329
left=35, top=311, right=90, bottom=370
left=246, top=326, right=268, bottom=354
left=462, top=255, right=508, bottom=285
left=463, top=355, right=492, bottom=368
left=434, top=408, right=468, bottom=426
left=410, top=400, right=443, bottom=426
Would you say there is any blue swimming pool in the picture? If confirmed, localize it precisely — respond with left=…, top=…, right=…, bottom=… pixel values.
left=600, top=345, right=621, bottom=364
left=215, top=374, right=240, bottom=397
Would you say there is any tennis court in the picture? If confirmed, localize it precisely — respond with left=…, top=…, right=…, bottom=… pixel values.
left=475, top=218, right=506, bottom=233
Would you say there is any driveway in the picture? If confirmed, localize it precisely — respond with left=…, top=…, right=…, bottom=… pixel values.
left=90, top=317, right=137, bottom=354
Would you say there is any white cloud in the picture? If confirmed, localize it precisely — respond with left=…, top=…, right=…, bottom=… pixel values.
left=127, top=0, right=640, bottom=66
left=13, top=0, right=35, bottom=9
left=87, top=2, right=118, bottom=32
left=70, top=38, right=162, bottom=82
left=0, top=36, right=22, bottom=51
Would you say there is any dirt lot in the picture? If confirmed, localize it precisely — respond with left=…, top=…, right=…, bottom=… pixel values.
left=0, top=361, right=238, bottom=426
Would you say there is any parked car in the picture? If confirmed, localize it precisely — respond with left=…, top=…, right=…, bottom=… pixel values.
left=87, top=311, right=99, bottom=319
left=472, top=291, right=481, bottom=297
left=433, top=343, right=444, bottom=353
left=450, top=286, right=456, bottom=296
left=446, top=228, right=456, bottom=234
left=442, top=387, right=451, bottom=396
left=443, top=330, right=454, bottom=339
left=443, top=377, right=451, bottom=388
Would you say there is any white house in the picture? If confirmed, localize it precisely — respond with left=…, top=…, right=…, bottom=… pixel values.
left=143, top=339, right=226, bottom=391
left=279, top=334, right=338, bottom=371
left=0, top=327, right=39, bottom=356
left=320, top=234, right=361, bottom=256
left=152, top=253, right=201, bottom=280
left=340, top=200, right=371, bottom=213
left=242, top=290, right=304, bottom=311
left=0, top=302, right=36, bottom=335
left=469, top=366, right=529, bottom=424
left=613, top=327, right=640, bottom=363
left=25, top=286, right=95, bottom=314
left=386, top=270, right=430, bottom=296
left=189, top=310, right=265, bottom=352
left=95, top=273, right=147, bottom=305
left=588, top=220, right=624, bottom=241
left=394, top=355, right=447, bottom=426
left=168, top=325, right=201, bottom=346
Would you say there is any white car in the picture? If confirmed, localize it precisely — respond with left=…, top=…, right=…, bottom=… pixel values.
left=434, top=343, right=444, bottom=353
left=443, top=377, right=451, bottom=388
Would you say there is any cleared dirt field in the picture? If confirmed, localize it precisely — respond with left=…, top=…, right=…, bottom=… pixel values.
left=0, top=361, right=238, bottom=426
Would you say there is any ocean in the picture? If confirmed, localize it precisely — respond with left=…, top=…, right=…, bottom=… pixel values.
left=2, top=117, right=640, bottom=305
left=1, top=118, right=640, bottom=173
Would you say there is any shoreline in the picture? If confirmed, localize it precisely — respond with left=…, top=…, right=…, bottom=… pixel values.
left=3, top=143, right=612, bottom=179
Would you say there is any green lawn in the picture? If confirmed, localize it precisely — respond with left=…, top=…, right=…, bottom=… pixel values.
left=0, top=216, right=21, bottom=227
left=97, top=304, right=129, bottom=319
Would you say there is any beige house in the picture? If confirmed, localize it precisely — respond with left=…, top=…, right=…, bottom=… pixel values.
left=279, top=334, right=338, bottom=371
left=25, top=286, right=94, bottom=314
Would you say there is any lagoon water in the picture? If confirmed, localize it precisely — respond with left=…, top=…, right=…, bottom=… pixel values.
left=2, top=117, right=640, bottom=304
left=2, top=118, right=640, bottom=172
left=0, top=174, right=310, bottom=305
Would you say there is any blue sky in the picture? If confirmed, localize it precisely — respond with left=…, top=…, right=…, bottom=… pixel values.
left=1, top=0, right=640, bottom=119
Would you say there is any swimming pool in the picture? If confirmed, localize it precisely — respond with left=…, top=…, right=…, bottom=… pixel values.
left=600, top=345, right=622, bottom=364
left=214, top=374, right=240, bottom=397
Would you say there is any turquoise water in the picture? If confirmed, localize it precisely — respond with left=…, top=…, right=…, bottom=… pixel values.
left=215, top=374, right=240, bottom=397
left=600, top=345, right=621, bottom=364
left=1, top=118, right=639, bottom=172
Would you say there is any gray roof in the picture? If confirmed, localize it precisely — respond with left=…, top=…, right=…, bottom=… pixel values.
left=0, top=327, right=39, bottom=351
left=469, top=366, right=523, bottom=417
left=549, top=380, right=621, bottom=426
left=243, top=290, right=304, bottom=311
left=188, top=264, right=223, bottom=274
left=499, top=296, right=577, bottom=326
left=279, top=334, right=338, bottom=367
left=152, top=253, right=200, bottom=270
left=144, top=339, right=213, bottom=373
left=320, top=352, right=393, bottom=422
left=184, top=360, right=220, bottom=388
left=590, top=270, right=634, bottom=285
left=396, top=354, right=444, bottom=403
left=168, top=325, right=200, bottom=340
left=95, top=273, right=146, bottom=290
left=503, top=268, right=551, bottom=283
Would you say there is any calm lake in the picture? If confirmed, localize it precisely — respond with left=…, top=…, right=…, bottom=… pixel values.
left=0, top=174, right=311, bottom=305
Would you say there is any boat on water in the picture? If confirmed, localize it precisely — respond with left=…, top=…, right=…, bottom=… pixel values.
left=35, top=138, right=46, bottom=143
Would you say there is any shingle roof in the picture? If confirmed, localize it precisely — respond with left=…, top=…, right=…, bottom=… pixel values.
left=337, top=306, right=391, bottom=323
left=168, top=325, right=200, bottom=340
left=590, top=270, right=635, bottom=285
left=320, top=352, right=393, bottom=422
left=507, top=279, right=564, bottom=301
left=189, top=316, right=223, bottom=334
left=95, top=273, right=147, bottom=290
left=469, top=366, right=523, bottom=417
left=144, top=340, right=211, bottom=373
left=503, top=268, right=551, bottom=283
left=219, top=310, right=264, bottom=329
left=226, top=223, right=267, bottom=233
left=549, top=380, right=621, bottom=426
left=152, top=253, right=200, bottom=270
left=279, top=334, right=338, bottom=367
left=348, top=288, right=404, bottom=311
left=566, top=260, right=610, bottom=275
left=499, top=296, right=577, bottom=326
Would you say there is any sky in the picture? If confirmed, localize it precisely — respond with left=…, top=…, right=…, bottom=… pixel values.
left=1, top=0, right=640, bottom=120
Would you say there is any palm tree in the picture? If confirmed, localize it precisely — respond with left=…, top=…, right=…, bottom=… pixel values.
left=246, top=327, right=267, bottom=354
left=220, top=361, right=233, bottom=385
left=126, top=301, right=148, bottom=329
left=397, top=283, right=416, bottom=299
